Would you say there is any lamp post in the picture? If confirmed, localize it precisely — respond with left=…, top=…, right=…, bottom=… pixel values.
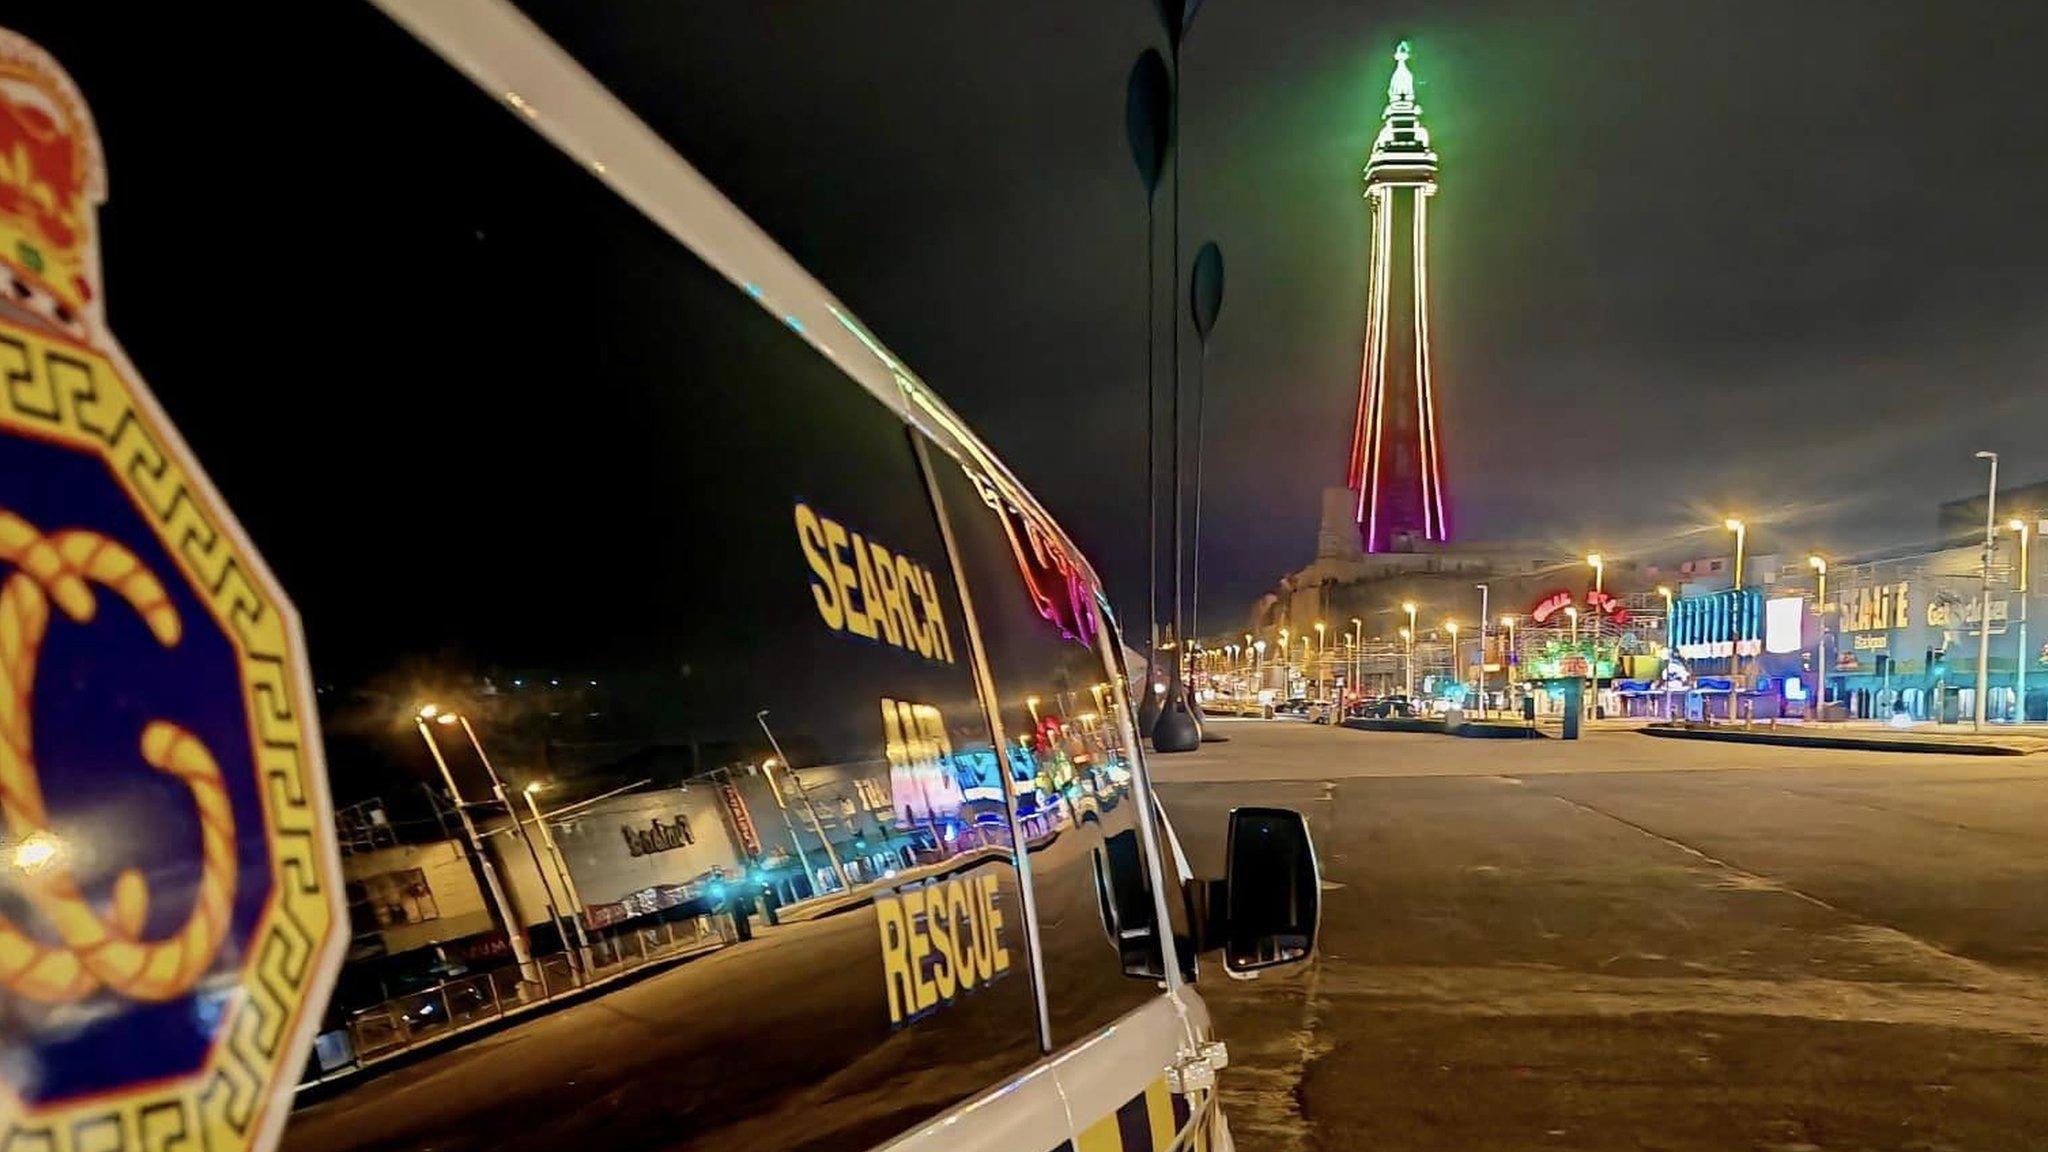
left=2011, top=517, right=2032, bottom=722
left=1253, top=639, right=1266, bottom=696
left=1399, top=626, right=1414, bottom=697
left=522, top=782, right=593, bottom=963
left=1474, top=584, right=1490, bottom=716
left=1401, top=599, right=1418, bottom=690
left=1566, top=605, right=1579, bottom=649
left=1808, top=556, right=1828, bottom=722
left=1586, top=555, right=1604, bottom=720
left=1350, top=616, right=1365, bottom=702
left=1724, top=519, right=1747, bottom=588
left=1500, top=614, right=1518, bottom=703
left=758, top=710, right=852, bottom=892
left=413, top=706, right=536, bottom=983
left=1341, top=633, right=1355, bottom=703
left=449, top=710, right=580, bottom=978
left=1724, top=519, right=1747, bottom=688
left=1974, top=452, right=1998, bottom=730
left=1445, top=620, right=1461, bottom=699
left=1314, top=620, right=1327, bottom=698
left=1657, top=585, right=1676, bottom=719
left=757, top=757, right=822, bottom=893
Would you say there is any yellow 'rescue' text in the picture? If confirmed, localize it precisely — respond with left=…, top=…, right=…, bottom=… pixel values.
left=874, top=872, right=1010, bottom=1025
left=795, top=502, right=954, bottom=663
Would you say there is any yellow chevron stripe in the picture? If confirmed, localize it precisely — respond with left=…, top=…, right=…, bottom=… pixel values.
left=1075, top=1109, right=1123, bottom=1152
left=1145, top=1078, right=1176, bottom=1150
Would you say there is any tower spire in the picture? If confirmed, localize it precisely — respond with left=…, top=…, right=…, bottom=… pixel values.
left=1346, top=40, right=1449, bottom=553
left=1389, top=40, right=1415, bottom=104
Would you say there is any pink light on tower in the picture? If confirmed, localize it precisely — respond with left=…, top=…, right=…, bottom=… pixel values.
left=1346, top=40, right=1449, bottom=552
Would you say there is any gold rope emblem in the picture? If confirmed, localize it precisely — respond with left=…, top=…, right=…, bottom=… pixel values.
left=0, top=508, right=235, bottom=1003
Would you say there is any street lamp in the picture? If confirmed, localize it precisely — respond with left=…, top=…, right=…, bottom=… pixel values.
left=1350, top=616, right=1365, bottom=702
left=413, top=705, right=537, bottom=983
left=1399, top=626, right=1415, bottom=697
left=1808, top=556, right=1828, bottom=721
left=759, top=710, right=851, bottom=892
left=1723, top=520, right=1746, bottom=588
left=1401, top=599, right=1418, bottom=690
left=521, top=781, right=593, bottom=962
left=1474, top=584, right=1490, bottom=716
left=1342, top=632, right=1356, bottom=702
left=1586, top=555, right=1604, bottom=720
left=1656, top=585, right=1676, bottom=718
left=2011, top=517, right=2032, bottom=722
left=1444, top=620, right=1461, bottom=697
left=1565, top=605, right=1580, bottom=648
left=446, top=709, right=580, bottom=978
left=1724, top=520, right=1747, bottom=690
left=1500, top=614, right=1518, bottom=702
left=1314, top=620, right=1327, bottom=697
left=1974, top=451, right=1998, bottom=730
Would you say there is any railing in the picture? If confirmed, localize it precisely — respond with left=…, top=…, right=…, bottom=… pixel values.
left=306, top=914, right=730, bottom=1087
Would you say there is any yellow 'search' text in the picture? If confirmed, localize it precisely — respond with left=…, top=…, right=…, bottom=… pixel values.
left=795, top=502, right=954, bottom=663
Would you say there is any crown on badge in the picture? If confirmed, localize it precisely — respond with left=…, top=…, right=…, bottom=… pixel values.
left=0, top=29, right=104, bottom=339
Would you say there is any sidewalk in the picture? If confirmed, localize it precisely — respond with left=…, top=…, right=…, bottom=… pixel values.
left=1640, top=719, right=2048, bottom=756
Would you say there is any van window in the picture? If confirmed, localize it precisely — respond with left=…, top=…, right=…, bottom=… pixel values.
left=921, top=451, right=1167, bottom=1047
left=8, top=6, right=1044, bottom=1151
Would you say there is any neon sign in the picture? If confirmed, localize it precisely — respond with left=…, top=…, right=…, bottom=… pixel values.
left=1531, top=588, right=1630, bottom=627
left=1585, top=588, right=1631, bottom=625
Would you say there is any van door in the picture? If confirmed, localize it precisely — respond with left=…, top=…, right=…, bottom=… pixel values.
left=913, top=447, right=1208, bottom=1147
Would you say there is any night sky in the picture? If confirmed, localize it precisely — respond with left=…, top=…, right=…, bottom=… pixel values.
left=509, top=0, right=2048, bottom=621
left=18, top=1, right=2048, bottom=653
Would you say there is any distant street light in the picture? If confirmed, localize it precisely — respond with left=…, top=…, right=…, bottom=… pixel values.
left=413, top=705, right=535, bottom=982
left=447, top=709, right=580, bottom=977
left=1724, top=520, right=1748, bottom=690
left=1350, top=616, right=1365, bottom=702
left=1587, top=554, right=1604, bottom=720
left=1313, top=620, right=1328, bottom=697
left=1399, top=626, right=1415, bottom=697
left=1974, top=452, right=2000, bottom=729
left=1500, top=614, right=1519, bottom=700
left=1808, top=556, right=1828, bottom=721
left=1401, top=601, right=1418, bottom=664
left=520, top=781, right=592, bottom=962
left=2010, top=517, right=2032, bottom=722
left=1445, top=619, right=1461, bottom=694
left=759, top=710, right=850, bottom=892
left=1474, top=584, right=1490, bottom=717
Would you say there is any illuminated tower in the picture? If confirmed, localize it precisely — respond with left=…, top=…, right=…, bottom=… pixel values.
left=1346, top=41, right=1448, bottom=552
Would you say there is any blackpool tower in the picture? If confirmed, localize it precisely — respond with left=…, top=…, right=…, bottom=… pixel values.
left=1346, top=41, right=1448, bottom=553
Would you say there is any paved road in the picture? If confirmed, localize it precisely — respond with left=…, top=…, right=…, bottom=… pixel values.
left=1154, top=720, right=2048, bottom=1151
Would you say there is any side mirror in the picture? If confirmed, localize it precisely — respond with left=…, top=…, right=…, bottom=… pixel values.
left=1220, top=806, right=1319, bottom=972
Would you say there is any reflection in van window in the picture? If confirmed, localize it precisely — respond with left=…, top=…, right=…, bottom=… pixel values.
left=4, top=6, right=1051, bottom=1151
left=924, top=454, right=1168, bottom=1048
